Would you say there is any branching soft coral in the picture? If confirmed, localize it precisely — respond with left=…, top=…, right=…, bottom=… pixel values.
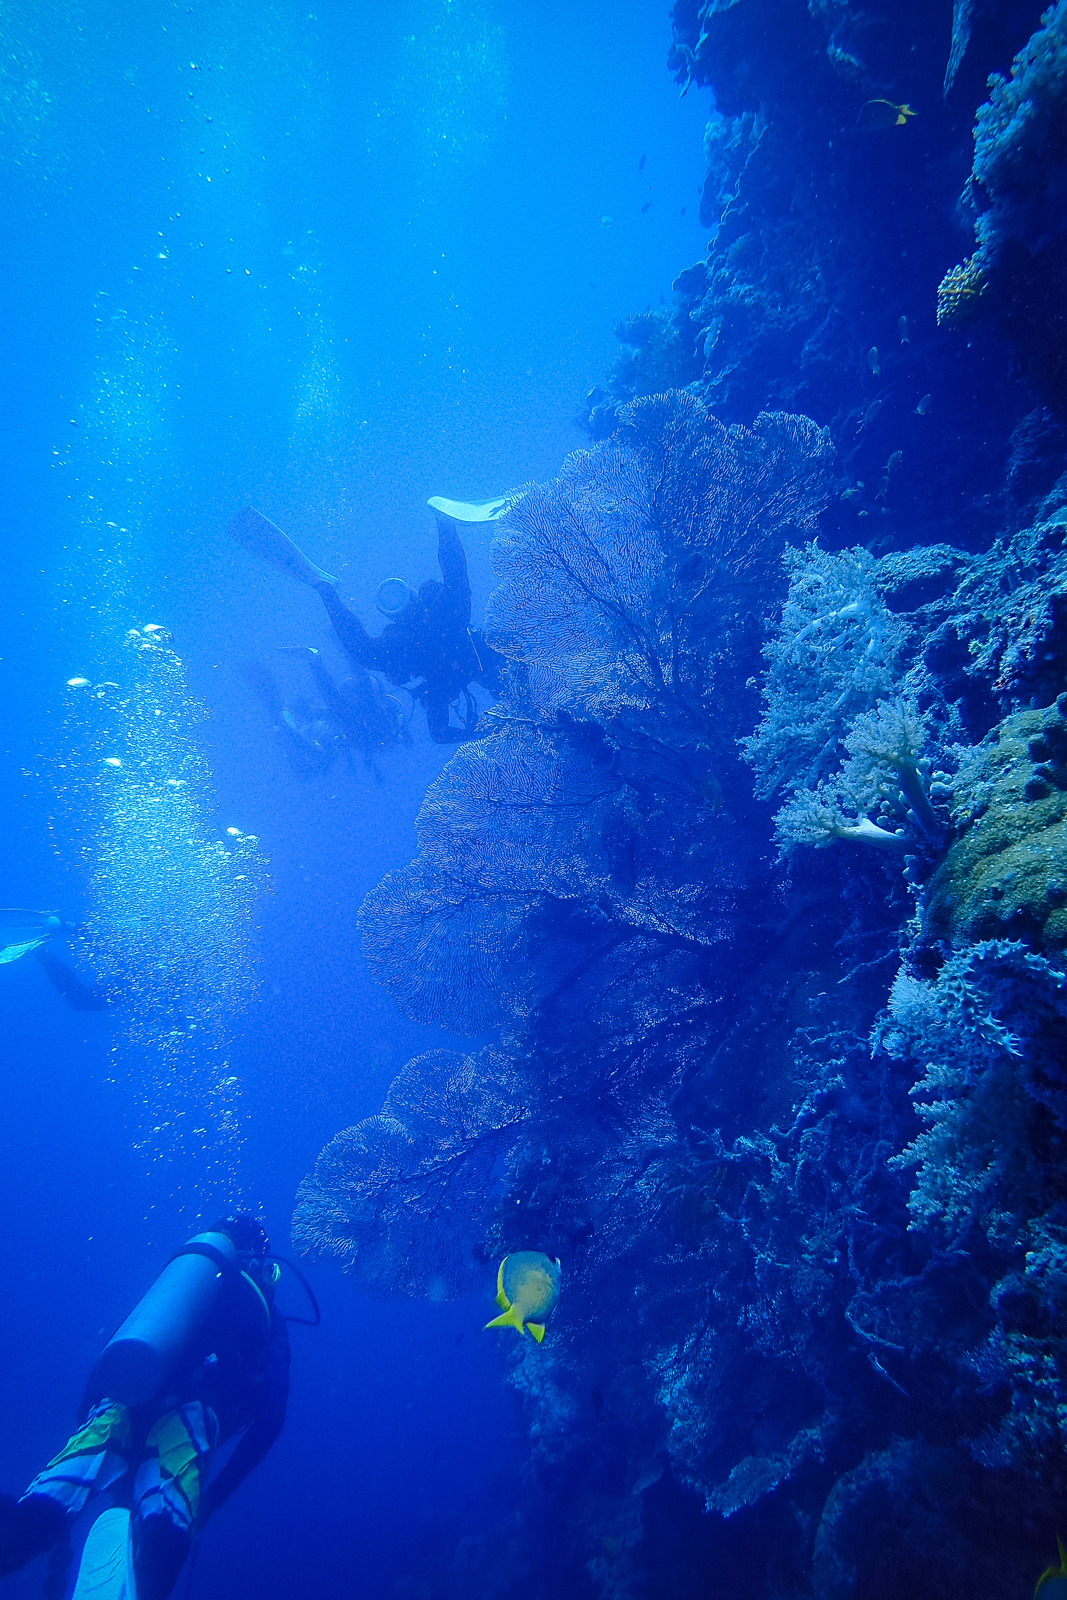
left=882, top=940, right=1067, bottom=1244
left=774, top=698, right=943, bottom=861
left=744, top=544, right=909, bottom=800
left=876, top=940, right=1067, bottom=1484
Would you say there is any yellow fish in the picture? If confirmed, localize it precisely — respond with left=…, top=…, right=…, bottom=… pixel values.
left=1036, top=1537, right=1067, bottom=1599
left=484, top=1251, right=561, bottom=1343
left=858, top=99, right=916, bottom=131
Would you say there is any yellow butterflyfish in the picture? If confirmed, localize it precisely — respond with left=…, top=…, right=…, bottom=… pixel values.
left=1036, top=1537, right=1067, bottom=1599
left=858, top=99, right=916, bottom=131
left=484, top=1251, right=561, bottom=1343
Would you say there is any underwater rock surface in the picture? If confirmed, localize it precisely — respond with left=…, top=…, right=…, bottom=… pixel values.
left=296, top=3, right=1067, bottom=1595
left=939, top=1, right=1067, bottom=415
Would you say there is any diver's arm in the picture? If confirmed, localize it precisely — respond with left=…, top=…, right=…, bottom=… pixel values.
left=468, top=629, right=507, bottom=697
left=199, top=1317, right=290, bottom=1521
left=434, top=516, right=472, bottom=621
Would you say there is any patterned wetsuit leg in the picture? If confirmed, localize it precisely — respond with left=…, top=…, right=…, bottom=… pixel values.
left=0, top=1401, right=132, bottom=1576
left=131, top=1402, right=218, bottom=1600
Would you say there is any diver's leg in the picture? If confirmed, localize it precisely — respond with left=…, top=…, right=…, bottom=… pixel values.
left=35, top=948, right=110, bottom=1012
left=316, top=584, right=391, bottom=674
left=132, top=1405, right=215, bottom=1600
left=0, top=1403, right=132, bottom=1575
left=131, top=1515, right=191, bottom=1600
left=0, top=1493, right=67, bottom=1575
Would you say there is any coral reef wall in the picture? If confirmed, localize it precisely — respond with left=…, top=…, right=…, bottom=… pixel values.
left=593, top=0, right=1067, bottom=548
left=295, top=5, right=1067, bottom=1597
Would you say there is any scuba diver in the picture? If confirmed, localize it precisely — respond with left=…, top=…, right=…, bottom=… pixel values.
left=0, top=1216, right=292, bottom=1600
left=241, top=658, right=337, bottom=778
left=0, top=910, right=111, bottom=1012
left=278, top=644, right=407, bottom=763
left=229, top=497, right=510, bottom=745
left=242, top=649, right=406, bottom=779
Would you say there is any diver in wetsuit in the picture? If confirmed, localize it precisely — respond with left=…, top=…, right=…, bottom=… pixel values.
left=0, top=910, right=111, bottom=1012
left=243, top=650, right=405, bottom=776
left=241, top=658, right=339, bottom=777
left=229, top=506, right=507, bottom=745
left=278, top=645, right=407, bottom=762
left=316, top=514, right=505, bottom=744
left=0, top=1216, right=289, bottom=1600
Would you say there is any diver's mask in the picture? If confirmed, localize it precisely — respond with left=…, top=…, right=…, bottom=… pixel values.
left=376, top=579, right=416, bottom=619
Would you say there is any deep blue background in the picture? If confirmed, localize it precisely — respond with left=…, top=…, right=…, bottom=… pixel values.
left=0, top=3, right=708, bottom=1596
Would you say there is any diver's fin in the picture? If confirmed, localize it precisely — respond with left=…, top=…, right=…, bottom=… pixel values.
left=0, top=938, right=49, bottom=964
left=229, top=507, right=337, bottom=587
left=0, top=909, right=59, bottom=964
left=427, top=494, right=514, bottom=524
left=72, top=1506, right=135, bottom=1600
left=484, top=1305, right=526, bottom=1335
left=527, top=1322, right=545, bottom=1344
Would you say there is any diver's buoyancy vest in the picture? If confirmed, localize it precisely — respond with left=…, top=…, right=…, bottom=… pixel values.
left=90, top=1233, right=272, bottom=1409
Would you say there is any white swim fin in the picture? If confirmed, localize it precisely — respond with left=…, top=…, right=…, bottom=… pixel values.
left=427, top=493, right=516, bottom=524
left=0, top=909, right=60, bottom=964
left=228, top=507, right=337, bottom=587
left=72, top=1507, right=137, bottom=1600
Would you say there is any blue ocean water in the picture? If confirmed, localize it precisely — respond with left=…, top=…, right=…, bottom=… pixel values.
left=3, top=1, right=1067, bottom=1597
left=0, top=4, right=709, bottom=1597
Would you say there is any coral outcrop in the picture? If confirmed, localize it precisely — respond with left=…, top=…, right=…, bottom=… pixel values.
left=943, top=1, right=1067, bottom=412
left=295, top=4, right=1067, bottom=1596
left=925, top=696, right=1067, bottom=958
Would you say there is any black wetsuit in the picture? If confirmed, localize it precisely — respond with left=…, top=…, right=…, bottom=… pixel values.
left=317, top=517, right=505, bottom=743
left=35, top=948, right=110, bottom=1012
left=302, top=652, right=403, bottom=759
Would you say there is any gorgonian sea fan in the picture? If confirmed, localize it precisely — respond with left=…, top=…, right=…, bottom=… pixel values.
left=293, top=1048, right=526, bottom=1299
left=358, top=726, right=621, bottom=1034
left=486, top=391, right=832, bottom=728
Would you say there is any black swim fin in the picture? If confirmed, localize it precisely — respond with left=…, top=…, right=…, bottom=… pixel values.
left=229, top=508, right=337, bottom=587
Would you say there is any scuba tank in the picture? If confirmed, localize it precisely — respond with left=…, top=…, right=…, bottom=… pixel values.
left=91, top=1232, right=271, bottom=1408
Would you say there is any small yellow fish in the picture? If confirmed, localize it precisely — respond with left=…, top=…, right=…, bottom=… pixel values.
left=858, top=99, right=916, bottom=131
left=484, top=1251, right=561, bottom=1343
left=915, top=393, right=931, bottom=415
left=1036, top=1537, right=1067, bottom=1599
left=885, top=450, right=903, bottom=473
left=898, top=315, right=910, bottom=344
left=867, top=346, right=880, bottom=377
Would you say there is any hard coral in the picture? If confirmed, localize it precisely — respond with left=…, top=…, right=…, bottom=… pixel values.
left=936, top=254, right=988, bottom=328
left=924, top=695, right=1067, bottom=962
